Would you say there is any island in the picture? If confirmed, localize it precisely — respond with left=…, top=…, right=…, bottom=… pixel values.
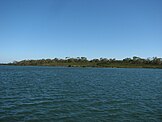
left=2, top=56, right=162, bottom=69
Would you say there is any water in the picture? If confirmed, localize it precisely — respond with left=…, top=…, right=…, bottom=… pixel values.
left=0, top=66, right=162, bottom=122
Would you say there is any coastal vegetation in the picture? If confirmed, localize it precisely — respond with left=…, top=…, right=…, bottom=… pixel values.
left=5, top=56, right=162, bottom=68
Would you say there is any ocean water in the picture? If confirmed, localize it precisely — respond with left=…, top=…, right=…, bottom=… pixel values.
left=0, top=66, right=162, bottom=122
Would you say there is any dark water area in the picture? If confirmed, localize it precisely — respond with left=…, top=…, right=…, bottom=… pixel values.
left=0, top=66, right=162, bottom=122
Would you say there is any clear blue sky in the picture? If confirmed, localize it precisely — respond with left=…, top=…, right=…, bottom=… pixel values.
left=0, top=0, right=162, bottom=63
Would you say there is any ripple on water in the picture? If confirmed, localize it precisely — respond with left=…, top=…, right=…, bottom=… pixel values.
left=0, top=66, right=162, bottom=121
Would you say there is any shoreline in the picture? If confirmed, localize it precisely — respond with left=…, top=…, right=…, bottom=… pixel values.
left=1, top=64, right=162, bottom=69
left=1, top=56, right=162, bottom=69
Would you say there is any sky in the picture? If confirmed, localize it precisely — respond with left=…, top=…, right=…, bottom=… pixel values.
left=0, top=0, right=162, bottom=63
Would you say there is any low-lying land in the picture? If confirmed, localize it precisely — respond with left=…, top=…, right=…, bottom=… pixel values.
left=3, top=56, right=162, bottom=69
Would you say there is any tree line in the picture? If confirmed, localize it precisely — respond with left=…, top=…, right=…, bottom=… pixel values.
left=8, top=56, right=162, bottom=68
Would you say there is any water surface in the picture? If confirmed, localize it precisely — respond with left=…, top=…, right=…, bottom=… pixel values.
left=0, top=66, right=162, bottom=121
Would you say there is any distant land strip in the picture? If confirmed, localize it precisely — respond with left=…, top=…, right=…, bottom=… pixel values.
left=1, top=56, right=162, bottom=69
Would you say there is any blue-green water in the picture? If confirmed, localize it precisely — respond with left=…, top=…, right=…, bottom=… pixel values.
left=0, top=66, right=162, bottom=122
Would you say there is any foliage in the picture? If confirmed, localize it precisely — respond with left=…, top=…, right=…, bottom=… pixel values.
left=7, top=56, right=162, bottom=68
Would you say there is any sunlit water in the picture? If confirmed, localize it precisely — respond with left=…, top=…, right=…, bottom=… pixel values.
left=0, top=66, right=162, bottom=122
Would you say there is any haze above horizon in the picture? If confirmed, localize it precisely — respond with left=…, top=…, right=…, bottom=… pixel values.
left=0, top=0, right=162, bottom=63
